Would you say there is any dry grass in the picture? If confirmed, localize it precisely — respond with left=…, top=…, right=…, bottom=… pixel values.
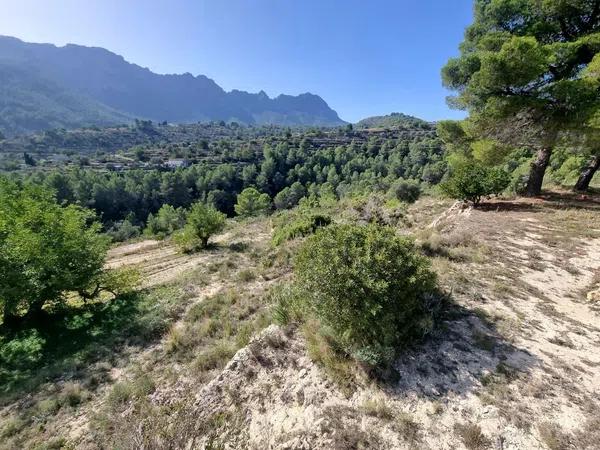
left=538, top=422, right=570, bottom=450
left=361, top=397, right=395, bottom=420
left=454, top=423, right=492, bottom=450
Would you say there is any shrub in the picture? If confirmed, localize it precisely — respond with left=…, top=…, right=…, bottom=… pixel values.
left=234, top=187, right=271, bottom=217
left=388, top=179, right=421, bottom=203
left=174, top=202, right=226, bottom=252
left=107, top=220, right=141, bottom=242
left=294, top=224, right=438, bottom=366
left=272, top=213, right=332, bottom=246
left=440, top=161, right=510, bottom=205
left=0, top=329, right=45, bottom=369
left=145, top=204, right=186, bottom=238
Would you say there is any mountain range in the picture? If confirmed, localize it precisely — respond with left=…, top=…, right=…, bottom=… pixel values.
left=0, top=36, right=345, bottom=137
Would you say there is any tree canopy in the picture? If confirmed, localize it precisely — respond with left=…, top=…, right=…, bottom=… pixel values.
left=234, top=187, right=272, bottom=217
left=442, top=0, right=600, bottom=195
left=0, top=178, right=110, bottom=323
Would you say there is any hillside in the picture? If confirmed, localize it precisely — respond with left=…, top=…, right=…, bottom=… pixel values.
left=0, top=63, right=130, bottom=136
left=356, top=112, right=433, bottom=130
left=0, top=36, right=346, bottom=137
left=1, top=192, right=599, bottom=449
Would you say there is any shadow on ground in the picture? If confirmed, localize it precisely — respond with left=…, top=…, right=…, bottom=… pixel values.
left=0, top=286, right=183, bottom=403
left=388, top=299, right=540, bottom=400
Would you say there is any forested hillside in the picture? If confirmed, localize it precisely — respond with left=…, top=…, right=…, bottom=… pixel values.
left=1, top=122, right=444, bottom=239
left=355, top=112, right=433, bottom=130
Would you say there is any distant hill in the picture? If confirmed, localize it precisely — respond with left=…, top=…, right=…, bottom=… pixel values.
left=355, top=112, right=433, bottom=130
left=0, top=36, right=346, bottom=137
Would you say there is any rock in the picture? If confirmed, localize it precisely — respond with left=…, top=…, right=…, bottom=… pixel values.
left=587, top=288, right=600, bottom=302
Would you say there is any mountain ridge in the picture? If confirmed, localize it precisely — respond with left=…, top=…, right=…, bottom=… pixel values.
left=0, top=36, right=346, bottom=137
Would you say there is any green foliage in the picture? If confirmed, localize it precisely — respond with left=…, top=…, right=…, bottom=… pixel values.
left=107, top=219, right=141, bottom=243
left=387, top=179, right=421, bottom=203
left=440, top=160, right=510, bottom=205
left=273, top=182, right=307, bottom=209
left=0, top=330, right=45, bottom=369
left=6, top=123, right=445, bottom=229
left=0, top=178, right=110, bottom=321
left=145, top=204, right=187, bottom=238
left=234, top=187, right=271, bottom=217
left=293, top=224, right=438, bottom=366
left=0, top=284, right=182, bottom=397
left=550, top=149, right=589, bottom=186
left=175, top=202, right=226, bottom=252
left=356, top=112, right=433, bottom=131
left=272, top=213, right=332, bottom=246
left=442, top=2, right=599, bottom=127
left=442, top=0, right=600, bottom=195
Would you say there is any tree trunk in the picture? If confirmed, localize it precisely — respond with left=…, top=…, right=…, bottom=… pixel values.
left=525, top=147, right=552, bottom=197
left=2, top=308, right=21, bottom=328
left=574, top=154, right=600, bottom=192
left=25, top=298, right=47, bottom=320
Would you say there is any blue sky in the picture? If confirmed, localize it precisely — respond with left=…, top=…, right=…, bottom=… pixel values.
left=0, top=0, right=473, bottom=123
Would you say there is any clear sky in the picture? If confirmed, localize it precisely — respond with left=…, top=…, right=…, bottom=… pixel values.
left=0, top=0, right=473, bottom=123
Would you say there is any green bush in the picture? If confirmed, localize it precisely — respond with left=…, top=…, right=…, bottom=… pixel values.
left=234, top=187, right=271, bottom=217
left=272, top=214, right=331, bottom=245
left=440, top=161, right=510, bottom=205
left=388, top=179, right=421, bottom=203
left=293, top=224, right=438, bottom=366
left=551, top=155, right=587, bottom=185
left=174, top=202, right=226, bottom=252
left=0, top=330, right=45, bottom=369
left=272, top=213, right=332, bottom=246
left=107, top=220, right=141, bottom=242
left=145, top=204, right=186, bottom=239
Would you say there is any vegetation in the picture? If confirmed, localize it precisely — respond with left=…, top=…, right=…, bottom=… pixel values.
left=234, top=187, right=272, bottom=217
left=1, top=123, right=446, bottom=229
left=174, top=202, right=226, bottom=251
left=442, top=0, right=600, bottom=196
left=355, top=112, right=433, bottom=131
left=145, top=204, right=187, bottom=238
left=291, top=224, right=438, bottom=366
left=272, top=212, right=332, bottom=246
left=440, top=160, right=510, bottom=205
left=0, top=178, right=111, bottom=324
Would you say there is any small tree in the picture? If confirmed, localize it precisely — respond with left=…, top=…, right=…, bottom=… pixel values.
left=234, top=187, right=271, bottom=217
left=145, top=204, right=186, bottom=238
left=274, top=182, right=307, bottom=210
left=440, top=160, right=510, bottom=206
left=0, top=179, right=110, bottom=323
left=294, top=224, right=438, bottom=366
left=175, top=202, right=226, bottom=252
